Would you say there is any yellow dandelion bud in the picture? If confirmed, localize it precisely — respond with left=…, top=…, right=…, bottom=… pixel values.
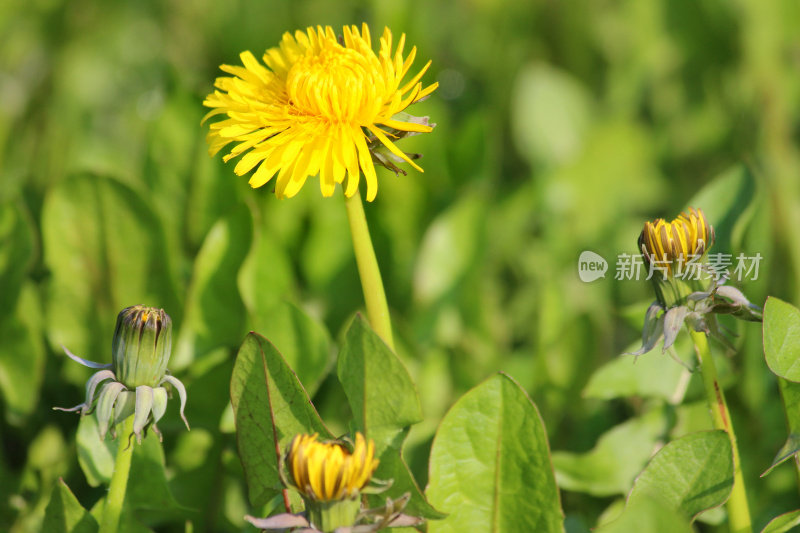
left=287, top=432, right=378, bottom=502
left=203, top=24, right=438, bottom=202
left=638, top=207, right=715, bottom=309
left=285, top=432, right=379, bottom=531
left=639, top=207, right=714, bottom=278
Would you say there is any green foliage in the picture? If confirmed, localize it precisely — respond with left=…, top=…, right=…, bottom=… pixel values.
left=626, top=431, right=733, bottom=521
left=427, top=373, right=564, bottom=532
left=229, top=333, right=330, bottom=507
left=43, top=479, right=97, bottom=533
left=763, top=297, right=800, bottom=381
left=553, top=407, right=669, bottom=496
left=3, top=0, right=800, bottom=531
left=761, top=510, right=800, bottom=533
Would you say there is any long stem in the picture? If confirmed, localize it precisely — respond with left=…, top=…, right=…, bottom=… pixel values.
left=344, top=191, right=395, bottom=351
left=690, top=330, right=751, bottom=533
left=100, top=415, right=135, bottom=533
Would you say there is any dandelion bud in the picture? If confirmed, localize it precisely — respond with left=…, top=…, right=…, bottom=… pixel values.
left=112, top=305, right=172, bottom=388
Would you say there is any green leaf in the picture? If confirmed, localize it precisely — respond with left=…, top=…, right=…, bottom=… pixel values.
left=0, top=199, right=35, bottom=314
left=553, top=407, right=669, bottom=496
left=247, top=301, right=331, bottom=397
left=427, top=373, right=564, bottom=533
left=337, top=314, right=423, bottom=450
left=43, top=478, right=98, bottom=533
left=413, top=193, right=485, bottom=306
left=173, top=205, right=253, bottom=369
left=595, top=494, right=693, bottom=533
left=761, top=509, right=800, bottom=533
left=230, top=332, right=331, bottom=507
left=337, top=315, right=440, bottom=518
left=0, top=283, right=45, bottom=424
left=78, top=414, right=181, bottom=510
left=627, top=430, right=732, bottom=521
left=127, top=430, right=183, bottom=511
left=687, top=165, right=757, bottom=255
left=511, top=63, right=592, bottom=166
left=763, top=378, right=800, bottom=476
left=583, top=348, right=689, bottom=402
left=763, top=297, right=800, bottom=381
left=42, top=173, right=177, bottom=359
left=76, top=415, right=116, bottom=486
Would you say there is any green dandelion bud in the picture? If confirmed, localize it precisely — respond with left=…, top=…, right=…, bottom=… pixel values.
left=55, top=305, right=189, bottom=443
left=112, top=306, right=171, bottom=387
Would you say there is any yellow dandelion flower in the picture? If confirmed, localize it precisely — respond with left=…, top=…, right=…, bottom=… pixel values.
left=639, top=207, right=715, bottom=277
left=287, top=432, right=378, bottom=502
left=203, top=24, right=438, bottom=201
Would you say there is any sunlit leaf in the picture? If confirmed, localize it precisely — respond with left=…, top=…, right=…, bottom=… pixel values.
left=230, top=333, right=331, bottom=507
left=42, top=173, right=177, bottom=359
left=627, top=430, right=732, bottom=521
left=174, top=205, right=252, bottom=369
left=763, top=297, right=800, bottom=381
left=761, top=509, right=800, bottom=533
left=0, top=283, right=45, bottom=424
left=553, top=407, right=669, bottom=496
left=337, top=315, right=440, bottom=518
left=427, top=373, right=564, bottom=532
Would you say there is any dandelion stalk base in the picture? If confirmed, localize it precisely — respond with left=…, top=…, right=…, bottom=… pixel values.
left=100, top=415, right=135, bottom=533
left=691, top=330, right=751, bottom=533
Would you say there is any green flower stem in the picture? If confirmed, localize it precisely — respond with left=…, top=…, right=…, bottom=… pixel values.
left=344, top=191, right=395, bottom=351
left=100, top=415, right=135, bottom=533
left=690, top=330, right=751, bottom=533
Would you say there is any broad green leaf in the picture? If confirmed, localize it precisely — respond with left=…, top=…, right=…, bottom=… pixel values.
left=76, top=415, right=116, bottom=487
left=763, top=297, right=800, bottom=381
left=173, top=205, right=252, bottom=369
left=761, top=510, right=800, bottom=533
left=127, top=431, right=183, bottom=511
left=42, top=173, right=177, bottom=359
left=300, top=191, right=351, bottom=289
left=583, top=348, right=688, bottom=401
left=230, top=332, right=331, bottom=507
left=337, top=315, right=440, bottom=518
left=427, top=373, right=564, bottom=533
left=0, top=282, right=45, bottom=424
left=413, top=193, right=485, bottom=306
left=627, top=430, right=732, bottom=521
left=77, top=414, right=181, bottom=509
left=42, top=479, right=98, bottom=533
left=0, top=199, right=35, bottom=314
left=595, top=494, right=693, bottom=533
left=553, top=407, right=669, bottom=496
left=687, top=165, right=757, bottom=255
left=763, top=378, right=800, bottom=476
left=511, top=63, right=592, bottom=166
left=247, top=301, right=331, bottom=397
left=238, top=217, right=295, bottom=313
left=337, top=314, right=423, bottom=450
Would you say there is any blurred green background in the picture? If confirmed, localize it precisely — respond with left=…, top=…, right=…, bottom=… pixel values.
left=2, top=0, right=800, bottom=531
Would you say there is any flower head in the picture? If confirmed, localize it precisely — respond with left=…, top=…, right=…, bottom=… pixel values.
left=287, top=432, right=378, bottom=502
left=203, top=24, right=438, bottom=201
left=639, top=207, right=715, bottom=278
left=246, top=432, right=422, bottom=533
left=55, top=305, right=189, bottom=443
